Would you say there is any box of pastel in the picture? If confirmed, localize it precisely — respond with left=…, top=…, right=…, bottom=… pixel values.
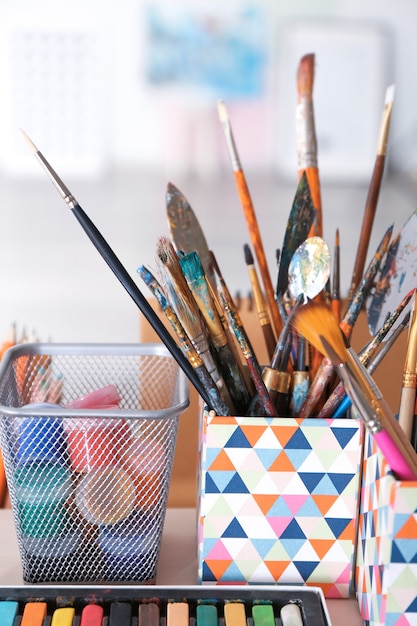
left=0, top=584, right=332, bottom=625
left=0, top=343, right=189, bottom=584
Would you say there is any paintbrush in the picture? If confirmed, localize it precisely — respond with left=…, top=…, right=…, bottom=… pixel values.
left=299, top=224, right=393, bottom=417
left=209, top=249, right=258, bottom=364
left=290, top=337, right=310, bottom=416
left=179, top=251, right=252, bottom=414
left=243, top=243, right=276, bottom=362
left=208, top=250, right=275, bottom=415
left=259, top=295, right=304, bottom=416
left=398, top=292, right=417, bottom=441
left=293, top=301, right=417, bottom=481
left=166, top=182, right=216, bottom=295
left=217, top=287, right=277, bottom=417
left=319, top=288, right=415, bottom=418
left=217, top=99, right=282, bottom=338
left=348, top=84, right=395, bottom=302
left=137, top=264, right=230, bottom=416
left=296, top=52, right=322, bottom=238
left=155, top=235, right=235, bottom=412
left=331, top=228, right=341, bottom=322
left=333, top=309, right=411, bottom=418
left=21, top=130, right=213, bottom=409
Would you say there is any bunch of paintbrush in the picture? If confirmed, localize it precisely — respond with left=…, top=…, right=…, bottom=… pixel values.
left=21, top=53, right=413, bottom=442
left=141, top=236, right=278, bottom=417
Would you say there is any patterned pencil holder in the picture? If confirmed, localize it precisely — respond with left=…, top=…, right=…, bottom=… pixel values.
left=356, top=430, right=417, bottom=625
left=197, top=409, right=362, bottom=598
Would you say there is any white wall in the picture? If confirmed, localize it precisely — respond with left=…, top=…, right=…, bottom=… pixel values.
left=0, top=1, right=415, bottom=347
left=0, top=0, right=415, bottom=180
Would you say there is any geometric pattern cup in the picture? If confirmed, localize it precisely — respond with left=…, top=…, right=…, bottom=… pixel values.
left=198, top=412, right=362, bottom=598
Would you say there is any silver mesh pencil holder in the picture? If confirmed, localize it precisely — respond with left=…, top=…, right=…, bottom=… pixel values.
left=0, top=343, right=189, bottom=584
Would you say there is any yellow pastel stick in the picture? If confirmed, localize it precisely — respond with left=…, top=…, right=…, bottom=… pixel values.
left=224, top=602, right=247, bottom=626
left=51, top=607, right=75, bottom=626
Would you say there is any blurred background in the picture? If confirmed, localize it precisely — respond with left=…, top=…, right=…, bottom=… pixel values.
left=0, top=0, right=416, bottom=345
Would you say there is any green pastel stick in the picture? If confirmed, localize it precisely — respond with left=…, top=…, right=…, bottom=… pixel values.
left=196, top=603, right=218, bottom=626
left=252, top=603, right=275, bottom=626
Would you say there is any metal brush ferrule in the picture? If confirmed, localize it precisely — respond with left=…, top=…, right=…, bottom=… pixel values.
left=296, top=100, right=318, bottom=169
left=35, top=151, right=78, bottom=208
left=223, top=123, right=242, bottom=171
left=262, top=368, right=291, bottom=394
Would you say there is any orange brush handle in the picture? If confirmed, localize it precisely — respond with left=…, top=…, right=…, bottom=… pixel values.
left=303, top=167, right=322, bottom=238
left=234, top=169, right=282, bottom=338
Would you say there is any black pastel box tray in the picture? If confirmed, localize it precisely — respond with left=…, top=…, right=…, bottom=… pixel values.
left=0, top=584, right=332, bottom=625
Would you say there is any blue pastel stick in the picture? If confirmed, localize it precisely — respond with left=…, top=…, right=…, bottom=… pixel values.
left=0, top=601, right=19, bottom=626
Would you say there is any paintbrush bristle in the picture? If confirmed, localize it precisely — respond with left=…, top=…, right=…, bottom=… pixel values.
left=155, top=236, right=202, bottom=326
left=292, top=301, right=347, bottom=362
left=20, top=128, right=39, bottom=154
left=385, top=84, right=395, bottom=105
left=297, top=53, right=315, bottom=97
left=244, top=243, right=254, bottom=266
left=179, top=251, right=204, bottom=282
left=155, top=236, right=192, bottom=302
left=217, top=100, right=229, bottom=125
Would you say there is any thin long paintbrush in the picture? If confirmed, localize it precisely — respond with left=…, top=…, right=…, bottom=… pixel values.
left=243, top=243, right=276, bottom=362
left=209, top=250, right=258, bottom=367
left=293, top=301, right=417, bottom=481
left=299, top=224, right=393, bottom=417
left=217, top=287, right=277, bottom=418
left=318, top=288, right=415, bottom=418
left=217, top=99, right=282, bottom=338
left=348, top=85, right=395, bottom=302
left=208, top=251, right=275, bottom=416
left=331, top=228, right=341, bottom=322
left=21, top=130, right=212, bottom=408
left=179, top=251, right=252, bottom=415
left=296, top=53, right=322, bottom=238
left=137, top=264, right=230, bottom=416
left=155, top=236, right=234, bottom=412
left=333, top=309, right=411, bottom=418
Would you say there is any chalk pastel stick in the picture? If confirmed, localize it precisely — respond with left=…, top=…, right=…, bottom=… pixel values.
left=196, top=603, right=218, bottom=626
left=109, top=601, right=132, bottom=626
left=280, top=603, right=303, bottom=626
left=224, top=602, right=247, bottom=626
left=252, top=603, right=275, bottom=626
left=0, top=600, right=18, bottom=626
left=167, top=601, right=189, bottom=626
left=51, top=606, right=75, bottom=626
left=138, top=602, right=160, bottom=626
left=80, top=603, right=104, bottom=626
left=20, top=601, right=48, bottom=626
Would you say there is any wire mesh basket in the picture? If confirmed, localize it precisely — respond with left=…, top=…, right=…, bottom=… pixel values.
left=0, top=343, right=189, bottom=584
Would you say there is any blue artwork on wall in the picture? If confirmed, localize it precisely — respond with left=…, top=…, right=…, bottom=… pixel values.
left=144, top=3, right=267, bottom=98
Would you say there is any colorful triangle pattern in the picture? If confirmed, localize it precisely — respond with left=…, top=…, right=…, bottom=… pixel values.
left=198, top=413, right=362, bottom=599
left=356, top=431, right=417, bottom=625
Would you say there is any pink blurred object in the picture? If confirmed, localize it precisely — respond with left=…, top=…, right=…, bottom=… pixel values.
left=65, top=384, right=121, bottom=409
